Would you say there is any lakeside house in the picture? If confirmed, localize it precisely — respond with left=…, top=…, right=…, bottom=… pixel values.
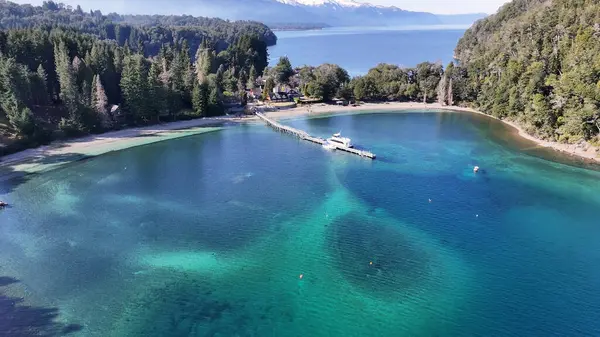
left=268, top=92, right=292, bottom=103
left=334, top=99, right=349, bottom=106
left=247, top=88, right=262, bottom=100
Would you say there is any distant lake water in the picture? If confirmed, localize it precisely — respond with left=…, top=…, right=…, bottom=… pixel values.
left=268, top=25, right=468, bottom=75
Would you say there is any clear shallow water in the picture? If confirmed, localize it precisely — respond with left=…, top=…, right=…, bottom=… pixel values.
left=1, top=111, right=600, bottom=336
left=268, top=26, right=467, bottom=75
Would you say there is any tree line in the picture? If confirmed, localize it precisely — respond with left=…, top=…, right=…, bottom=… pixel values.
left=267, top=56, right=454, bottom=106
left=3, top=0, right=599, bottom=155
left=454, top=0, right=600, bottom=143
left=265, top=0, right=600, bottom=145
left=0, top=25, right=268, bottom=153
left=0, top=1, right=277, bottom=57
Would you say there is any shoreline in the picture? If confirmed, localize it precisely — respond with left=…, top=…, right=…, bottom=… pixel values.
left=0, top=117, right=248, bottom=178
left=1, top=102, right=598, bottom=179
left=263, top=102, right=600, bottom=164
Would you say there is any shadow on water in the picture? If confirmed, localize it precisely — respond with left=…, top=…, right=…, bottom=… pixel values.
left=0, top=153, right=92, bottom=194
left=326, top=212, right=430, bottom=298
left=118, top=276, right=290, bottom=337
left=0, top=276, right=82, bottom=337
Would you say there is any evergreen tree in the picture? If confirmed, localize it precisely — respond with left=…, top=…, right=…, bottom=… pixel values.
left=33, top=64, right=48, bottom=105
left=91, top=74, right=111, bottom=128
left=147, top=60, right=166, bottom=122
left=207, top=80, right=223, bottom=116
left=215, top=64, right=225, bottom=92
left=192, top=79, right=209, bottom=117
left=54, top=40, right=82, bottom=127
left=437, top=72, right=448, bottom=105
left=247, top=65, right=257, bottom=89
left=0, top=56, right=35, bottom=135
left=262, top=77, right=275, bottom=101
left=2, top=94, right=35, bottom=136
left=120, top=54, right=149, bottom=124
left=274, top=56, right=294, bottom=85
left=238, top=70, right=248, bottom=93
left=180, top=41, right=194, bottom=101
left=447, top=78, right=454, bottom=106
left=194, top=42, right=214, bottom=83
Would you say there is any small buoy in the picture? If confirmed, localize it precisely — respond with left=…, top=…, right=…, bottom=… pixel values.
left=299, top=274, right=303, bottom=279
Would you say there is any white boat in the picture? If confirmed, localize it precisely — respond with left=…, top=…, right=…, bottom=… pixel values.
left=323, top=140, right=337, bottom=150
left=327, top=132, right=353, bottom=148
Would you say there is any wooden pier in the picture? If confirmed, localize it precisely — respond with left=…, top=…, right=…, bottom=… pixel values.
left=256, top=112, right=376, bottom=159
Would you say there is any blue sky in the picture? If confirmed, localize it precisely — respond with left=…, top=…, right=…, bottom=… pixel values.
left=359, top=0, right=509, bottom=14
left=12, top=0, right=510, bottom=15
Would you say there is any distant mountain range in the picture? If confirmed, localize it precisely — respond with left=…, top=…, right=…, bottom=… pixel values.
left=76, top=0, right=487, bottom=27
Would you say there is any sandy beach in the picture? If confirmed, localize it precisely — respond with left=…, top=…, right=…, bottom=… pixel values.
left=1, top=102, right=598, bottom=178
left=0, top=117, right=243, bottom=177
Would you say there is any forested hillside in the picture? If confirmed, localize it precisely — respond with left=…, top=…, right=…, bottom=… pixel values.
left=0, top=23, right=268, bottom=154
left=0, top=1, right=277, bottom=56
left=454, top=0, right=600, bottom=143
left=2, top=0, right=600, bottom=157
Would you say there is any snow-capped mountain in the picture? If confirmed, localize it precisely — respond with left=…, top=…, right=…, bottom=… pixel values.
left=93, top=0, right=485, bottom=27
left=277, top=0, right=363, bottom=7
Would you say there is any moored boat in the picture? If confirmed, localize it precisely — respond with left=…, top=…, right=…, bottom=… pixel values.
left=327, top=132, right=353, bottom=148
left=323, top=140, right=337, bottom=150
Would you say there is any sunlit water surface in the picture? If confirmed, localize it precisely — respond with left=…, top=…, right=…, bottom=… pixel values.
left=1, top=111, right=600, bottom=336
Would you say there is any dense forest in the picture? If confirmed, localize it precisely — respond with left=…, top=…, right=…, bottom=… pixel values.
left=2, top=0, right=600, bottom=157
left=454, top=0, right=600, bottom=143
left=291, top=0, right=599, bottom=145
left=0, top=1, right=277, bottom=55
left=0, top=22, right=268, bottom=153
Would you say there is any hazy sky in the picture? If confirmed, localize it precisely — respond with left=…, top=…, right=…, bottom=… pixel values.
left=12, top=0, right=510, bottom=15
left=364, top=0, right=509, bottom=14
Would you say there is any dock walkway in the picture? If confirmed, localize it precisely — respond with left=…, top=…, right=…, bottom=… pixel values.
left=256, top=112, right=376, bottom=159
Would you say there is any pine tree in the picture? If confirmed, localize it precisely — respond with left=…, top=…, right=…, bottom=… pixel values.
left=36, top=64, right=47, bottom=91
left=194, top=42, right=215, bottom=83
left=437, top=73, right=448, bottom=106
left=2, top=94, right=35, bottom=136
left=54, top=40, right=81, bottom=126
left=262, top=77, right=275, bottom=101
left=147, top=60, right=166, bottom=122
left=192, top=79, right=208, bottom=117
left=247, top=65, right=257, bottom=89
left=238, top=70, right=248, bottom=93
left=274, top=56, right=294, bottom=85
left=0, top=57, right=35, bottom=136
left=34, top=64, right=48, bottom=105
left=91, top=74, right=111, bottom=128
left=215, top=64, right=225, bottom=92
left=179, top=41, right=194, bottom=104
left=445, top=62, right=455, bottom=106
left=208, top=80, right=223, bottom=116
left=447, top=78, right=454, bottom=106
left=120, top=54, right=149, bottom=124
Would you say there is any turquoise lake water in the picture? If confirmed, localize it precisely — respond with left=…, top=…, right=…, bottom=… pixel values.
left=268, top=26, right=467, bottom=75
left=1, top=111, right=600, bottom=336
